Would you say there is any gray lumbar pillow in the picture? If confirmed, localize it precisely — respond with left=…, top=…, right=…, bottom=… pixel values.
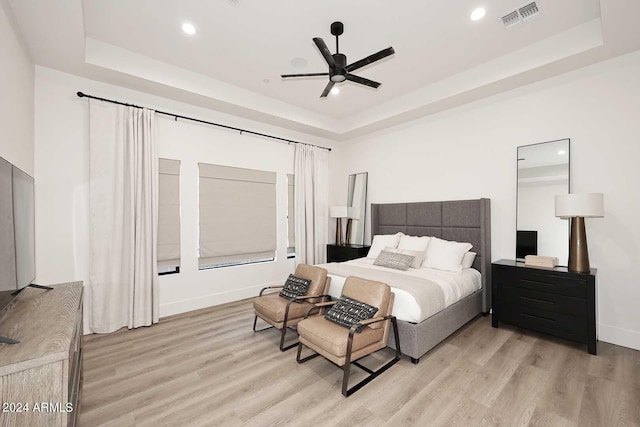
left=373, top=249, right=415, bottom=271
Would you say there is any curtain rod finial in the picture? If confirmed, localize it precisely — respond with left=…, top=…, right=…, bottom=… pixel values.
left=77, top=91, right=85, bottom=98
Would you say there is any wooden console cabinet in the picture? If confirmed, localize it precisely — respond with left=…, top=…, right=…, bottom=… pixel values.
left=492, top=259, right=596, bottom=354
left=0, top=282, right=83, bottom=426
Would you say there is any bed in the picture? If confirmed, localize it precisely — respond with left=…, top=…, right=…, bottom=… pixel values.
left=320, top=199, right=491, bottom=363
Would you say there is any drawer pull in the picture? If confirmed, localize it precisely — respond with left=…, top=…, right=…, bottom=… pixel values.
left=522, top=312, right=556, bottom=322
left=521, top=296, right=554, bottom=305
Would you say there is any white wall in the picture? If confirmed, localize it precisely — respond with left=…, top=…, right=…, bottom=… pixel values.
left=330, top=50, right=640, bottom=351
left=0, top=1, right=34, bottom=174
left=34, top=66, right=334, bottom=318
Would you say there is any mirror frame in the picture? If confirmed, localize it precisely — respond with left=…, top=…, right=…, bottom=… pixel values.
left=516, top=138, right=571, bottom=264
left=347, top=172, right=368, bottom=246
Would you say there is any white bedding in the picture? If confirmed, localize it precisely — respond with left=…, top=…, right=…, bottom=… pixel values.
left=325, top=258, right=482, bottom=323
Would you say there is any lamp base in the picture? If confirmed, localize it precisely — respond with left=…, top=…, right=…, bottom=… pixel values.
left=568, top=216, right=590, bottom=273
left=335, top=218, right=344, bottom=246
left=345, top=218, right=353, bottom=245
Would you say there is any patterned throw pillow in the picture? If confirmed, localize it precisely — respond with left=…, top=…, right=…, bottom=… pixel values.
left=373, top=249, right=415, bottom=271
left=325, top=296, right=378, bottom=332
left=279, top=274, right=312, bottom=300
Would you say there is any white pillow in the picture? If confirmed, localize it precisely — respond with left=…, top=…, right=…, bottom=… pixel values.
left=383, top=246, right=425, bottom=269
left=366, top=233, right=402, bottom=259
left=423, top=237, right=473, bottom=272
left=461, top=252, right=477, bottom=269
left=397, top=234, right=430, bottom=252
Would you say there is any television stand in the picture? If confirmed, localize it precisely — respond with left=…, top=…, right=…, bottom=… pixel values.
left=0, top=282, right=83, bottom=426
left=0, top=335, right=19, bottom=344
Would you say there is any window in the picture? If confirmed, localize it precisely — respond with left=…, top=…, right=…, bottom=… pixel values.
left=287, top=174, right=295, bottom=258
left=158, top=159, right=181, bottom=274
left=198, top=163, right=276, bottom=269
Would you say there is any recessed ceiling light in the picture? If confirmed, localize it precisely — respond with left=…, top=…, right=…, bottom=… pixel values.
left=470, top=7, right=486, bottom=21
left=330, top=87, right=340, bottom=95
left=558, top=150, right=566, bottom=155
left=182, top=22, right=197, bottom=35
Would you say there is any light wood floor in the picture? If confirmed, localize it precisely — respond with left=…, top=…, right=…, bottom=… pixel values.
left=80, top=299, right=640, bottom=427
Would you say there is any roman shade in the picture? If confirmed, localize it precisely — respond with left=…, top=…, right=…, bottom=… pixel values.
left=287, top=174, right=295, bottom=256
left=198, top=163, right=276, bottom=267
left=157, top=159, right=181, bottom=270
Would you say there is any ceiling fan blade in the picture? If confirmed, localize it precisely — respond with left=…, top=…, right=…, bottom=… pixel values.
left=281, top=73, right=329, bottom=78
left=346, top=74, right=381, bottom=88
left=313, top=37, right=336, bottom=69
left=320, top=81, right=335, bottom=98
left=345, top=47, right=395, bottom=72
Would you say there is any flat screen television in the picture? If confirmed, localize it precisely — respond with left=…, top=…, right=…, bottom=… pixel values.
left=516, top=230, right=538, bottom=260
left=0, top=155, right=35, bottom=323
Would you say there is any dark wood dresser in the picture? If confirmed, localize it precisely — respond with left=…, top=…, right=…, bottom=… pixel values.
left=492, top=259, right=597, bottom=354
left=327, top=244, right=370, bottom=262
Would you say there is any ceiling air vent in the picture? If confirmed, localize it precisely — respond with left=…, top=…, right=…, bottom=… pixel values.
left=501, top=10, right=521, bottom=28
left=519, top=2, right=540, bottom=21
left=501, top=1, right=540, bottom=29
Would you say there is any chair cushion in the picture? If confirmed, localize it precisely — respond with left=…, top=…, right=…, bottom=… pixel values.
left=341, top=277, right=391, bottom=330
left=253, top=293, right=312, bottom=325
left=295, top=264, right=328, bottom=298
left=297, top=316, right=384, bottom=357
left=279, top=274, right=311, bottom=300
left=324, top=296, right=377, bottom=332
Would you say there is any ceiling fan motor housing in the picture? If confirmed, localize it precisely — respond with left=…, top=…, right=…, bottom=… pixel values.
left=331, top=53, right=347, bottom=81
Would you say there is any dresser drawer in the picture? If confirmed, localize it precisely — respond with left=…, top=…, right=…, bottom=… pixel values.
left=501, top=305, right=587, bottom=341
left=506, top=274, right=587, bottom=299
left=501, top=286, right=586, bottom=315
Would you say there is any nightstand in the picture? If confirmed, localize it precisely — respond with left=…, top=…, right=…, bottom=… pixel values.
left=492, top=259, right=597, bottom=354
left=327, top=244, right=370, bottom=263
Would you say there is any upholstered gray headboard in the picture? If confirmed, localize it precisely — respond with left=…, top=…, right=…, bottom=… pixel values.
left=371, top=199, right=492, bottom=312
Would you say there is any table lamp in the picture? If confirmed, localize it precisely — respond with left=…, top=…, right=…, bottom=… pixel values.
left=555, top=193, right=604, bottom=273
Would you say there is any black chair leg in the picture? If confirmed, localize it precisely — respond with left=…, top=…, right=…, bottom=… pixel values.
left=279, top=326, right=299, bottom=351
left=342, top=317, right=402, bottom=397
left=296, top=342, right=320, bottom=363
left=253, top=315, right=274, bottom=333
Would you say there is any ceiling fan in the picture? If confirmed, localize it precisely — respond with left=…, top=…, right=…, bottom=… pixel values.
left=281, top=21, right=395, bottom=98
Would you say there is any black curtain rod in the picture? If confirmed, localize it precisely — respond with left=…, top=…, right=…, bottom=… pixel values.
left=76, top=91, right=331, bottom=152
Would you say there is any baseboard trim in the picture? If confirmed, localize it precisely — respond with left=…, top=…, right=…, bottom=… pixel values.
left=598, top=323, right=640, bottom=351
left=159, top=281, right=281, bottom=318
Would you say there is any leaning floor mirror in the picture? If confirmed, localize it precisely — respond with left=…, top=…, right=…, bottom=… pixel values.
left=346, top=172, right=368, bottom=245
left=516, top=139, right=570, bottom=265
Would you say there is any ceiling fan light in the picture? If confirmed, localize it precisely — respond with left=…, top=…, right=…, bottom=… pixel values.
left=331, top=74, right=346, bottom=83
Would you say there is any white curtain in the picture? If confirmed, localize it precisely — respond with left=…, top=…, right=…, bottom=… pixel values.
left=88, top=100, right=159, bottom=333
left=294, top=144, right=328, bottom=264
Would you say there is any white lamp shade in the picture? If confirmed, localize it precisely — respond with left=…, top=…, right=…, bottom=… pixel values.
left=555, top=193, right=604, bottom=218
left=347, top=207, right=361, bottom=219
left=330, top=206, right=348, bottom=218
